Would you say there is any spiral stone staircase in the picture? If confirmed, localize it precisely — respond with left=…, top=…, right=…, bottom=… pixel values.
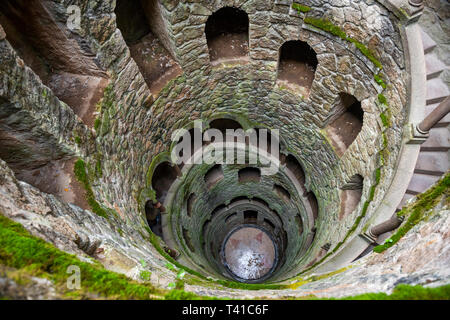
left=0, top=0, right=449, bottom=299
left=399, top=27, right=449, bottom=208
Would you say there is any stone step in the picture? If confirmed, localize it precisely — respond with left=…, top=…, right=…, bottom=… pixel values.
left=425, top=53, right=446, bottom=80
left=425, top=102, right=450, bottom=126
left=414, top=150, right=449, bottom=175
left=426, top=78, right=449, bottom=105
left=421, top=127, right=450, bottom=150
left=406, top=173, right=441, bottom=195
left=420, top=28, right=437, bottom=54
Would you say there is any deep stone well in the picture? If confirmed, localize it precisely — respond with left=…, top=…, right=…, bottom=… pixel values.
left=0, top=0, right=448, bottom=298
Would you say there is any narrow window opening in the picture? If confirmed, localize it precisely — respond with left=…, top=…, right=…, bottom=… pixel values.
left=264, top=218, right=275, bottom=230
left=286, top=155, right=306, bottom=187
left=186, top=193, right=196, bottom=217
left=295, top=215, right=304, bottom=235
left=238, top=167, right=261, bottom=183
left=205, top=7, right=249, bottom=64
left=307, top=192, right=319, bottom=220
left=274, top=184, right=291, bottom=202
left=204, top=164, right=224, bottom=190
left=339, top=174, right=363, bottom=220
left=151, top=162, right=178, bottom=203
left=243, top=210, right=258, bottom=224
left=115, top=0, right=181, bottom=96
left=225, top=213, right=237, bottom=224
left=145, top=200, right=163, bottom=237
left=182, top=227, right=195, bottom=252
left=277, top=40, right=318, bottom=97
left=211, top=204, right=227, bottom=218
left=324, top=93, right=364, bottom=157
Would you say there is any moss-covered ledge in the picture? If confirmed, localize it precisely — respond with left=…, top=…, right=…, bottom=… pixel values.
left=0, top=213, right=224, bottom=300
left=73, top=159, right=111, bottom=219
left=374, top=173, right=450, bottom=253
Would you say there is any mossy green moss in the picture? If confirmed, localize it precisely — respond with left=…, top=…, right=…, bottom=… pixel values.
left=139, top=270, right=152, bottom=281
left=378, top=94, right=387, bottom=105
left=74, top=136, right=82, bottom=145
left=73, top=159, right=109, bottom=219
left=145, top=152, right=172, bottom=188
left=94, top=83, right=115, bottom=136
left=95, top=159, right=103, bottom=178
left=215, top=279, right=286, bottom=290
left=380, top=113, right=391, bottom=127
left=283, top=284, right=450, bottom=300
left=304, top=17, right=347, bottom=40
left=374, top=173, right=450, bottom=253
left=0, top=214, right=165, bottom=299
left=94, top=118, right=101, bottom=132
left=2, top=214, right=448, bottom=300
left=352, top=41, right=383, bottom=70
left=100, top=109, right=111, bottom=136
left=368, top=185, right=376, bottom=202
left=374, top=73, right=387, bottom=89
left=292, top=3, right=312, bottom=13
left=165, top=289, right=222, bottom=300
left=382, top=133, right=388, bottom=148
left=303, top=17, right=383, bottom=70
left=375, top=168, right=381, bottom=184
left=338, top=284, right=450, bottom=300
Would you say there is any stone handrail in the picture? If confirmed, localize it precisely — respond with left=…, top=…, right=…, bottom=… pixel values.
left=417, top=96, right=450, bottom=134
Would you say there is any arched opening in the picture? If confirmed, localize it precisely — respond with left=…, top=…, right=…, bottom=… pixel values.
left=151, top=162, right=179, bottom=203
left=186, top=193, right=196, bottom=217
left=204, top=164, right=224, bottom=190
left=285, top=155, right=306, bottom=188
left=307, top=192, right=319, bottom=220
left=277, top=40, right=318, bottom=96
left=205, top=7, right=249, bottom=64
left=202, top=219, right=211, bottom=252
left=211, top=204, right=227, bottom=218
left=238, top=167, right=261, bottom=183
left=145, top=200, right=163, bottom=237
left=209, top=118, right=243, bottom=134
left=325, top=93, right=364, bottom=157
left=274, top=184, right=291, bottom=202
left=225, top=213, right=237, bottom=224
left=295, top=215, right=304, bottom=235
left=182, top=227, right=195, bottom=252
left=115, top=0, right=181, bottom=95
left=243, top=210, right=258, bottom=224
left=263, top=218, right=275, bottom=231
left=230, top=196, right=251, bottom=204
left=0, top=0, right=108, bottom=127
left=208, top=118, right=243, bottom=144
left=339, top=174, right=363, bottom=220
left=115, top=0, right=150, bottom=44
left=175, top=127, right=204, bottom=169
left=251, top=197, right=270, bottom=209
